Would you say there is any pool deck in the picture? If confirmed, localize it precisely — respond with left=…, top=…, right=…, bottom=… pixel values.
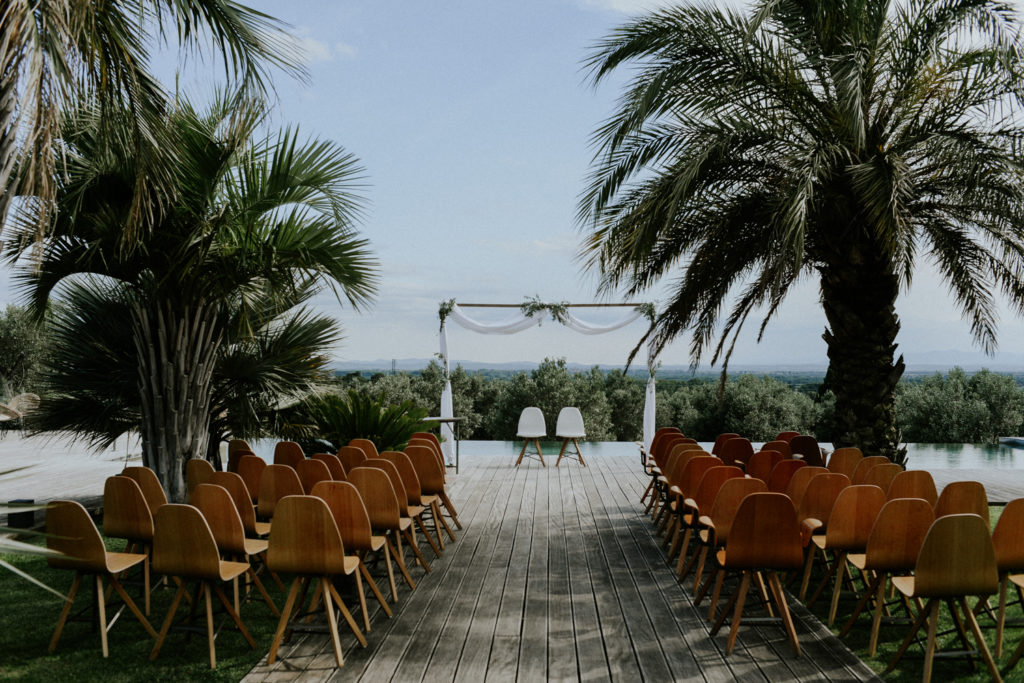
left=243, top=451, right=878, bottom=682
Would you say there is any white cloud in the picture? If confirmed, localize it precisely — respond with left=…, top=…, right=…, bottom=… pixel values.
left=286, top=28, right=357, bottom=64
left=577, top=0, right=674, bottom=14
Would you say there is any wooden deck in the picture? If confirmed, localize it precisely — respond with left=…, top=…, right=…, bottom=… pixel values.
left=243, top=452, right=879, bottom=682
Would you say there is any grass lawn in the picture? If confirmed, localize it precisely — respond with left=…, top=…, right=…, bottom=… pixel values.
left=801, top=504, right=1024, bottom=681
left=0, top=534, right=287, bottom=682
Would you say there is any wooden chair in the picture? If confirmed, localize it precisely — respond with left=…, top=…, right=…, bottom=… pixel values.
left=840, top=498, right=935, bottom=655
left=348, top=466, right=418, bottom=590
left=801, top=484, right=886, bottom=624
left=190, top=483, right=279, bottom=617
left=311, top=480, right=396, bottom=619
left=411, top=431, right=442, bottom=450
left=794, top=472, right=850, bottom=545
left=851, top=455, right=890, bottom=484
left=349, top=438, right=380, bottom=460
left=718, top=437, right=754, bottom=469
left=122, top=466, right=167, bottom=517
left=515, top=406, right=547, bottom=467
left=644, top=433, right=691, bottom=514
left=887, top=469, right=938, bottom=506
left=236, top=454, right=266, bottom=503
left=658, top=449, right=705, bottom=551
left=554, top=406, right=587, bottom=467
left=149, top=504, right=256, bottom=669
left=364, top=458, right=435, bottom=569
left=775, top=430, right=800, bottom=442
left=47, top=500, right=157, bottom=657
left=789, top=434, right=825, bottom=467
left=102, top=475, right=154, bottom=614
left=760, top=440, right=792, bottom=458
left=409, top=437, right=446, bottom=471
left=744, top=450, right=783, bottom=484
left=227, top=439, right=253, bottom=472
left=311, top=452, right=347, bottom=481
left=666, top=455, right=721, bottom=562
left=678, top=465, right=745, bottom=584
left=208, top=471, right=272, bottom=539
left=826, top=447, right=862, bottom=479
left=861, top=462, right=902, bottom=494
left=266, top=495, right=367, bottom=667
left=296, top=458, right=333, bottom=494
left=783, top=465, right=828, bottom=510
left=708, top=493, right=805, bottom=655
left=651, top=442, right=705, bottom=519
left=406, top=444, right=458, bottom=542
left=407, top=438, right=461, bottom=530
left=767, top=459, right=806, bottom=494
left=337, top=445, right=368, bottom=474
left=640, top=428, right=682, bottom=504
left=379, top=451, right=445, bottom=555
left=711, top=433, right=741, bottom=456
left=985, top=497, right=1024, bottom=657
left=186, top=458, right=216, bottom=498
left=884, top=514, right=1000, bottom=683
left=257, top=464, right=303, bottom=520
left=934, top=480, right=988, bottom=518
left=273, top=441, right=305, bottom=468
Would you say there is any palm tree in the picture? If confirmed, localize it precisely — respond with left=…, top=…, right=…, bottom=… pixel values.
left=579, top=0, right=1024, bottom=463
left=5, top=92, right=378, bottom=501
left=1, top=0, right=301, bottom=236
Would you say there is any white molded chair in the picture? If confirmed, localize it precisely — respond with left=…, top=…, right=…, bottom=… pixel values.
left=555, top=407, right=586, bottom=467
left=515, top=407, right=547, bottom=467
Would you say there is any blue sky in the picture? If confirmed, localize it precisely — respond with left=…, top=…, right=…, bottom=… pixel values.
left=6, top=0, right=1024, bottom=369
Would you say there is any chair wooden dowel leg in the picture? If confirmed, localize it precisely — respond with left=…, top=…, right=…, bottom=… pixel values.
left=268, top=579, right=302, bottom=665
left=50, top=573, right=82, bottom=653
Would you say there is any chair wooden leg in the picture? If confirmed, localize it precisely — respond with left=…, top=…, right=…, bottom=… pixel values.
left=726, top=571, right=752, bottom=655
left=515, top=439, right=528, bottom=466
left=203, top=583, right=216, bottom=669
left=382, top=543, right=399, bottom=601
left=108, top=575, right=158, bottom=638
left=150, top=580, right=188, bottom=661
left=869, top=574, right=888, bottom=657
left=693, top=545, right=709, bottom=593
left=960, top=597, right=1002, bottom=682
left=884, top=597, right=933, bottom=674
left=415, top=515, right=443, bottom=558
left=355, top=569, right=370, bottom=632
left=50, top=572, right=82, bottom=653
left=708, top=569, right=726, bottom=621
left=387, top=533, right=416, bottom=589
left=799, top=544, right=816, bottom=601
left=768, top=571, right=800, bottom=656
left=439, top=491, right=462, bottom=530
left=556, top=439, right=568, bottom=467
left=435, top=500, right=457, bottom=542
left=212, top=582, right=256, bottom=649
left=998, top=575, right=1008, bottom=658
left=754, top=571, right=774, bottom=618
left=359, top=560, right=392, bottom=617
left=95, top=575, right=109, bottom=658
left=321, top=578, right=345, bottom=667
left=403, top=527, right=432, bottom=572
left=534, top=439, right=546, bottom=466
left=840, top=571, right=880, bottom=638
left=326, top=580, right=367, bottom=646
left=268, top=578, right=302, bottom=665
left=828, top=553, right=848, bottom=626
left=143, top=555, right=150, bottom=616
left=247, top=567, right=280, bottom=617
left=574, top=439, right=586, bottom=466
left=675, top=529, right=693, bottom=577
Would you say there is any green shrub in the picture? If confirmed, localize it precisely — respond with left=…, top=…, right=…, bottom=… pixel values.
left=306, top=390, right=435, bottom=451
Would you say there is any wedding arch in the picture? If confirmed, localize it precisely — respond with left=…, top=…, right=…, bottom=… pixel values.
left=436, top=298, right=659, bottom=464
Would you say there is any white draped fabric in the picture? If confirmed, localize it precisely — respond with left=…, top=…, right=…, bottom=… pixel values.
left=439, top=302, right=656, bottom=462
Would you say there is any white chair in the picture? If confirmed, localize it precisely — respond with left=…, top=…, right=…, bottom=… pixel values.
left=515, top=407, right=547, bottom=467
left=555, top=407, right=586, bottom=467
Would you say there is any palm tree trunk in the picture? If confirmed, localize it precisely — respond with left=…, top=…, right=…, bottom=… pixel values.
left=132, top=300, right=221, bottom=502
left=820, top=251, right=907, bottom=465
left=0, top=35, right=21, bottom=225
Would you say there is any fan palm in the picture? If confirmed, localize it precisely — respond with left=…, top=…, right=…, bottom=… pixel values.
left=580, top=0, right=1024, bottom=463
left=1, top=0, right=301, bottom=237
left=5, top=92, right=378, bottom=501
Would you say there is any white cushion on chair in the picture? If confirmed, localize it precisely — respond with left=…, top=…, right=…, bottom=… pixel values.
left=516, top=407, right=547, bottom=438
left=556, top=407, right=585, bottom=438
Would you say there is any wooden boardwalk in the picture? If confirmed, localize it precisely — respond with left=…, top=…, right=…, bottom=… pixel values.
left=244, top=452, right=878, bottom=682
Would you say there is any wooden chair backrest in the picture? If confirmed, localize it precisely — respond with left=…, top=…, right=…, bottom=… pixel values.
left=711, top=433, right=741, bottom=456
left=266, top=495, right=347, bottom=576
left=407, top=438, right=445, bottom=473
left=784, top=466, right=828, bottom=508
left=191, top=483, right=247, bottom=555
left=236, top=454, right=266, bottom=503
left=775, top=431, right=800, bottom=443
left=208, top=471, right=262, bottom=537
left=718, top=438, right=753, bottom=468
left=411, top=432, right=442, bottom=449
left=992, top=498, right=1024, bottom=572
left=405, top=445, right=445, bottom=493
left=379, top=451, right=423, bottom=504
left=887, top=470, right=938, bottom=506
left=861, top=463, right=903, bottom=493
left=826, top=447, right=863, bottom=479
left=337, top=446, right=368, bottom=474
left=851, top=456, right=890, bottom=484
left=349, top=438, right=380, bottom=460
left=760, top=440, right=792, bottom=458
left=666, top=450, right=705, bottom=489
left=693, top=466, right=744, bottom=513
left=914, top=514, right=998, bottom=597
left=364, top=458, right=412, bottom=515
left=722, top=493, right=804, bottom=569
left=273, top=441, right=305, bottom=468
left=823, top=485, right=886, bottom=550
left=767, top=459, right=807, bottom=493
left=121, top=466, right=167, bottom=516
left=47, top=500, right=107, bottom=572
left=257, top=464, right=303, bottom=519
left=654, top=434, right=688, bottom=469
left=310, top=480, right=374, bottom=552
left=186, top=458, right=216, bottom=498
left=796, top=472, right=850, bottom=527
left=679, top=456, right=722, bottom=499
left=296, top=459, right=333, bottom=494
left=152, top=504, right=224, bottom=579
left=227, top=439, right=253, bottom=472
left=311, top=452, right=346, bottom=480
left=667, top=442, right=704, bottom=460
left=789, top=435, right=824, bottom=467
left=648, top=427, right=682, bottom=459
left=707, top=478, right=767, bottom=546
left=745, top=450, right=783, bottom=484
left=934, top=481, right=988, bottom=519
left=103, top=475, right=153, bottom=542
left=863, top=498, right=934, bottom=571
left=348, top=466, right=402, bottom=529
